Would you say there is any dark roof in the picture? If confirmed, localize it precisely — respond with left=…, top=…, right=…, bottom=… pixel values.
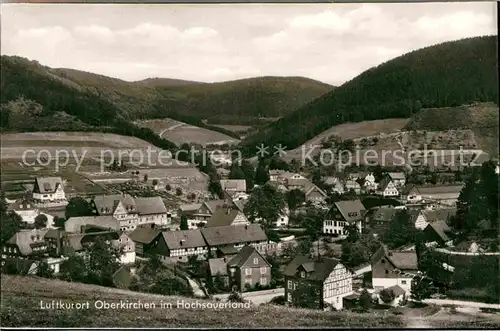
left=2, top=258, right=38, bottom=275
left=203, top=200, right=227, bottom=214
left=369, top=207, right=398, bottom=222
left=427, top=220, right=451, bottom=242
left=371, top=245, right=418, bottom=270
left=423, top=208, right=456, bottom=223
left=377, top=176, right=394, bottom=191
left=179, top=203, right=202, bottom=214
left=305, top=185, right=328, bottom=198
left=128, top=226, right=162, bottom=244
left=218, top=245, right=239, bottom=255
left=135, top=197, right=167, bottom=215
left=332, top=200, right=365, bottom=222
left=227, top=245, right=270, bottom=268
left=388, top=172, right=406, bottom=180
left=284, top=255, right=342, bottom=281
left=386, top=285, right=406, bottom=297
left=161, top=229, right=206, bottom=250
left=417, top=185, right=464, bottom=195
left=208, top=258, right=228, bottom=277
left=401, top=184, right=420, bottom=195
left=205, top=207, right=242, bottom=228
left=201, top=224, right=267, bottom=246
left=34, top=177, right=63, bottom=194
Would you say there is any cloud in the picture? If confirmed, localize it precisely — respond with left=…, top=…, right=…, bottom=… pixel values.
left=1, top=3, right=496, bottom=85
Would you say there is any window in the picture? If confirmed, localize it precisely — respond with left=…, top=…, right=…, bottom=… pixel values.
left=287, top=280, right=293, bottom=289
left=260, top=277, right=267, bottom=286
left=300, top=271, right=305, bottom=278
left=287, top=293, right=292, bottom=302
left=260, top=267, right=267, bottom=274
left=401, top=280, right=407, bottom=285
left=381, top=259, right=385, bottom=263
left=385, top=270, right=389, bottom=274
left=245, top=268, right=252, bottom=276
left=253, top=257, right=258, bottom=264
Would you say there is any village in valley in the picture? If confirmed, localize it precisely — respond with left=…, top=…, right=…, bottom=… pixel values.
left=1, top=2, right=499, bottom=328
left=1, top=142, right=499, bottom=316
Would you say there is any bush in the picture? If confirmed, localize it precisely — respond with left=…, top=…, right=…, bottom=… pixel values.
left=379, top=289, right=395, bottom=304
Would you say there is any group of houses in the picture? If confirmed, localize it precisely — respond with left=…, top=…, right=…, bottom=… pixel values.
left=269, top=171, right=328, bottom=204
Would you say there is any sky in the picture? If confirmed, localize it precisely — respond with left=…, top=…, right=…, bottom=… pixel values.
left=1, top=2, right=497, bottom=86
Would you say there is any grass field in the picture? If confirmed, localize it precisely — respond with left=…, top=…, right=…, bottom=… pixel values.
left=135, top=119, right=240, bottom=146
left=283, top=118, right=409, bottom=161
left=2, top=275, right=499, bottom=328
left=209, top=124, right=253, bottom=133
left=1, top=132, right=160, bottom=160
left=0, top=275, right=403, bottom=328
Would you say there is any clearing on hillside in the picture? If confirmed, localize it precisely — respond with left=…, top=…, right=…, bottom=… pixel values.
left=135, top=118, right=240, bottom=146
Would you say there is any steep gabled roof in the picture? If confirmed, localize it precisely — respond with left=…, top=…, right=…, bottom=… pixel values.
left=135, top=197, right=167, bottom=215
left=128, top=226, right=162, bottom=244
left=377, top=176, right=394, bottom=191
left=208, top=258, right=229, bottom=277
left=203, top=199, right=227, bottom=214
left=161, top=229, right=206, bottom=250
left=205, top=207, right=248, bottom=228
left=401, top=184, right=420, bottom=196
left=7, top=229, right=49, bottom=256
left=426, top=220, right=451, bottom=242
left=34, top=177, right=63, bottom=194
left=201, top=224, right=267, bottom=246
left=227, top=245, right=270, bottom=268
left=283, top=255, right=342, bottom=281
left=423, top=208, right=457, bottom=223
left=369, top=207, right=398, bottom=223
left=371, top=245, right=418, bottom=270
left=305, top=185, right=327, bottom=198
left=332, top=200, right=365, bottom=222
left=93, top=194, right=136, bottom=215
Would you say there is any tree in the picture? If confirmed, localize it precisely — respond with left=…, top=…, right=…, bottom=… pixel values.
left=297, top=238, right=313, bottom=257
left=151, top=272, right=193, bottom=296
left=165, top=184, right=172, bottom=191
left=345, top=223, right=360, bottom=243
left=240, top=160, right=255, bottom=191
left=379, top=288, right=395, bottom=304
left=359, top=289, right=372, bottom=311
left=411, top=275, right=433, bottom=303
left=86, top=236, right=122, bottom=286
left=208, top=177, right=224, bottom=199
left=175, top=187, right=183, bottom=196
left=291, top=280, right=321, bottom=309
left=34, top=214, right=48, bottom=229
left=382, top=209, right=418, bottom=249
left=254, top=160, right=270, bottom=185
left=36, top=261, right=54, bottom=278
left=180, top=215, right=189, bottom=230
left=54, top=216, right=66, bottom=229
left=228, top=288, right=245, bottom=303
left=286, top=189, right=306, bottom=210
left=269, top=156, right=289, bottom=171
left=0, top=192, right=22, bottom=245
left=65, top=197, right=94, bottom=219
left=229, top=164, right=246, bottom=180
left=60, top=253, right=88, bottom=283
left=244, top=183, right=285, bottom=231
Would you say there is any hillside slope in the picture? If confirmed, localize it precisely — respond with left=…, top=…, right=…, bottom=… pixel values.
left=0, top=275, right=403, bottom=328
left=242, top=36, right=499, bottom=152
left=1, top=55, right=333, bottom=125
left=406, top=102, right=499, bottom=155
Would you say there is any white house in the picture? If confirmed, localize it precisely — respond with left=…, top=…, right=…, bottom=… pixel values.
left=400, top=185, right=422, bottom=204
left=93, top=194, right=138, bottom=231
left=376, top=176, right=399, bottom=197
left=10, top=199, right=39, bottom=224
left=135, top=197, right=170, bottom=227
left=284, top=256, right=353, bottom=311
left=371, top=246, right=418, bottom=295
left=114, top=232, right=136, bottom=265
left=364, top=172, right=377, bottom=189
left=156, top=229, right=208, bottom=263
left=387, top=172, right=406, bottom=187
left=323, top=200, right=365, bottom=237
left=32, top=177, right=66, bottom=203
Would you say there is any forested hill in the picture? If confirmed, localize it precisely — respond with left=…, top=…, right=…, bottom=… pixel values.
left=0, top=56, right=334, bottom=126
left=241, top=36, right=499, bottom=153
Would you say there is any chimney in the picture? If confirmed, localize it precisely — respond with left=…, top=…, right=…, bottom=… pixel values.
left=180, top=239, right=185, bottom=246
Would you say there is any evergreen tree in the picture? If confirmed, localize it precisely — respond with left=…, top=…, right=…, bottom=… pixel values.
left=65, top=197, right=94, bottom=219
left=229, top=164, right=246, bottom=180
left=254, top=160, right=270, bottom=185
left=34, top=214, right=48, bottom=229
left=359, top=289, right=372, bottom=311
left=382, top=209, right=419, bottom=249
left=180, top=215, right=189, bottom=231
left=0, top=188, right=22, bottom=245
left=240, top=160, right=256, bottom=191
left=411, top=275, right=434, bottom=303
left=286, top=189, right=306, bottom=210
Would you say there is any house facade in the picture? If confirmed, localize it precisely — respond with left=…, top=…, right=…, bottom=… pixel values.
left=400, top=185, right=422, bottom=204
left=220, top=180, right=247, bottom=196
left=114, top=232, right=136, bottom=264
left=32, top=177, right=66, bottom=203
left=284, top=256, right=353, bottom=310
left=156, top=229, right=208, bottom=263
left=128, top=224, right=162, bottom=257
left=9, top=199, right=40, bottom=224
left=2, top=229, right=50, bottom=260
left=344, top=180, right=362, bottom=194
left=387, top=172, right=406, bottom=187
left=135, top=197, right=170, bottom=227
left=323, top=200, right=365, bottom=237
left=227, top=245, right=272, bottom=291
left=371, top=246, right=418, bottom=294
left=305, top=185, right=328, bottom=203
left=376, top=177, right=399, bottom=197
